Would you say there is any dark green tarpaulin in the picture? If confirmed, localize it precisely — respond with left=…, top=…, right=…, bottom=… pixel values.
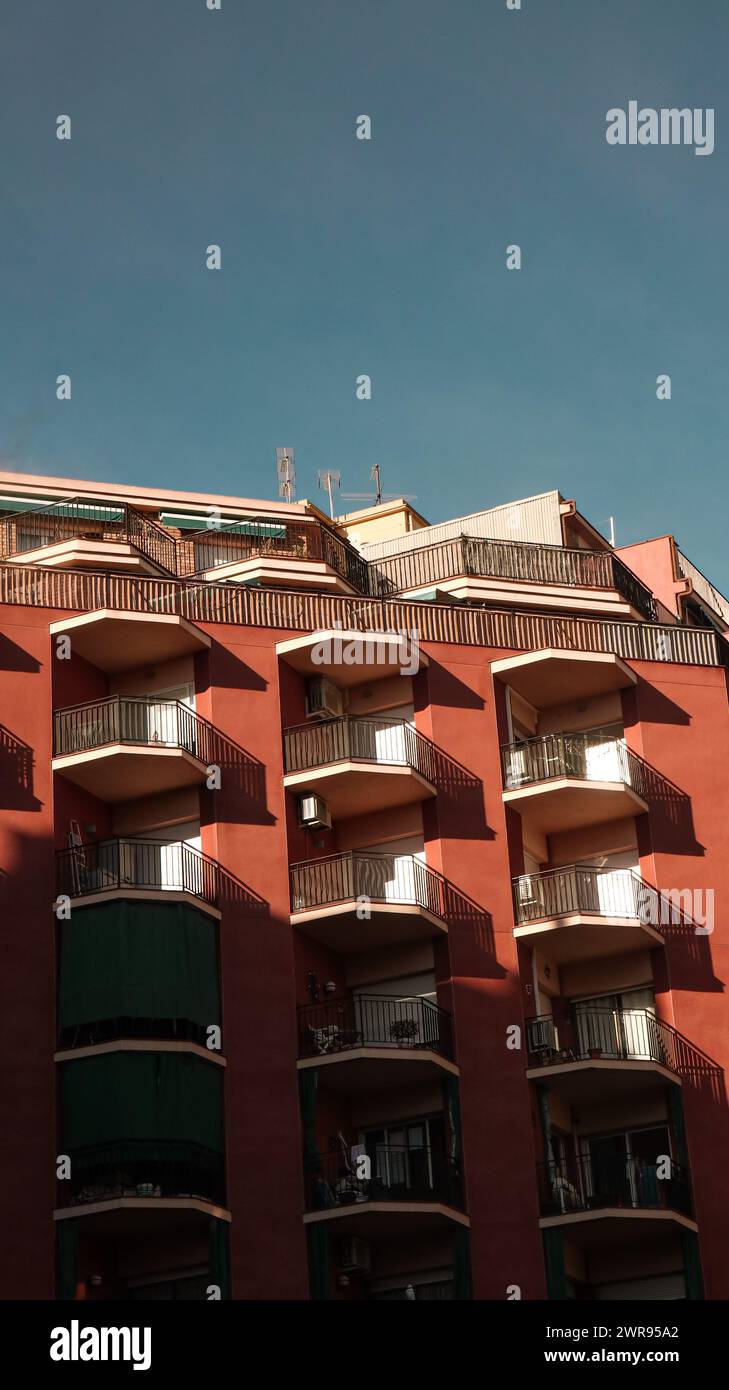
left=668, top=1086, right=689, bottom=1168
left=543, top=1227, right=568, bottom=1300
left=56, top=1221, right=78, bottom=1300
left=299, top=1068, right=319, bottom=1164
left=58, top=900, right=219, bottom=1029
left=61, top=1052, right=224, bottom=1154
left=209, top=1219, right=230, bottom=1299
left=307, top=1223, right=329, bottom=1300
left=681, top=1230, right=705, bottom=1300
left=445, top=1074, right=463, bottom=1162
left=452, top=1226, right=473, bottom=1300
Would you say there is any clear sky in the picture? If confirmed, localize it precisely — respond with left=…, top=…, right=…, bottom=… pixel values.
left=2, top=1, right=727, bottom=583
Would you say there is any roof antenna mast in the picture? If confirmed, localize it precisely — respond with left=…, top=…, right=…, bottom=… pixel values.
left=317, top=470, right=341, bottom=519
left=276, top=448, right=296, bottom=503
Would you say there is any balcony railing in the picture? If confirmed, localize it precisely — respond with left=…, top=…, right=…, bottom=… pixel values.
left=58, top=1016, right=211, bottom=1051
left=283, top=715, right=438, bottom=785
left=537, top=1154, right=692, bottom=1219
left=0, top=496, right=178, bottom=574
left=53, top=695, right=214, bottom=765
left=56, top=837, right=219, bottom=906
left=525, top=1009, right=681, bottom=1071
left=513, top=864, right=661, bottom=926
left=58, top=1140, right=225, bottom=1208
left=2, top=564, right=726, bottom=668
left=297, top=994, right=453, bottom=1059
left=501, top=731, right=647, bottom=798
left=290, top=851, right=447, bottom=919
left=368, top=534, right=658, bottom=622
left=305, top=1146, right=464, bottom=1212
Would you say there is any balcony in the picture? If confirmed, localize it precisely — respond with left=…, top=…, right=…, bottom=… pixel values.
left=52, top=696, right=212, bottom=800
left=283, top=716, right=437, bottom=817
left=297, top=995, right=456, bottom=1089
left=513, top=865, right=664, bottom=961
left=49, top=610, right=210, bottom=675
left=179, top=516, right=369, bottom=594
left=0, top=496, right=177, bottom=575
left=368, top=535, right=658, bottom=622
left=304, top=1146, right=467, bottom=1235
left=491, top=648, right=637, bottom=710
left=56, top=836, right=220, bottom=915
left=290, top=851, right=448, bottom=952
left=525, top=1010, right=681, bottom=1101
left=537, top=1154, right=693, bottom=1231
left=56, top=1140, right=226, bottom=1216
left=501, top=732, right=649, bottom=833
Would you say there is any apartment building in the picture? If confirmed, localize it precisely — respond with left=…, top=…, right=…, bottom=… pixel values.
left=0, top=471, right=727, bottom=1302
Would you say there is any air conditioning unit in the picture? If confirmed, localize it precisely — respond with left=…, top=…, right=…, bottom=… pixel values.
left=297, top=793, right=332, bottom=830
left=337, top=1237, right=371, bottom=1275
left=305, top=676, right=344, bottom=720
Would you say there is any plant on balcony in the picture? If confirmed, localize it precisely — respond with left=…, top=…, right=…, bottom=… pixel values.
left=389, top=1018, right=419, bottom=1046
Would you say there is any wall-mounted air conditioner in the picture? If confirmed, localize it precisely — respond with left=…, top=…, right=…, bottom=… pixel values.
left=337, top=1237, right=371, bottom=1274
left=305, top=676, right=344, bottom=719
left=297, top=793, right=332, bottom=830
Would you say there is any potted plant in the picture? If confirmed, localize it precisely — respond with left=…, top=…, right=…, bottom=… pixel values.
left=390, top=1018, right=419, bottom=1047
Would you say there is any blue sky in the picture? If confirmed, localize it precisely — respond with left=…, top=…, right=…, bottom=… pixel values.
left=2, top=1, right=727, bottom=583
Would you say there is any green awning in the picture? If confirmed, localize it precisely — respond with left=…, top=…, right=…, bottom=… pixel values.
left=58, top=900, right=219, bottom=1030
left=61, top=1052, right=224, bottom=1154
left=161, top=512, right=286, bottom=537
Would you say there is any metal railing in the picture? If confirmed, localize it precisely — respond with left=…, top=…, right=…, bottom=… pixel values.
left=0, top=496, right=178, bottom=574
left=297, top=994, right=453, bottom=1058
left=513, top=864, right=662, bottom=926
left=53, top=695, right=214, bottom=765
left=368, top=534, right=658, bottom=621
left=304, top=1145, right=463, bottom=1212
left=284, top=714, right=438, bottom=784
left=290, top=850, right=447, bottom=919
left=57, top=1016, right=212, bottom=1050
left=501, top=731, right=647, bottom=798
left=1, top=563, right=725, bottom=667
left=56, top=836, right=219, bottom=906
left=181, top=516, right=369, bottom=591
left=525, top=1009, right=681, bottom=1071
left=58, top=1141, right=225, bottom=1208
left=536, top=1154, right=692, bottom=1218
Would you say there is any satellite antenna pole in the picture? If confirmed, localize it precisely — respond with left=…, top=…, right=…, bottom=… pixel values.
left=317, top=470, right=341, bottom=519
left=340, top=463, right=417, bottom=508
left=276, top=447, right=296, bottom=503
left=371, top=464, right=383, bottom=505
left=608, top=516, right=616, bottom=547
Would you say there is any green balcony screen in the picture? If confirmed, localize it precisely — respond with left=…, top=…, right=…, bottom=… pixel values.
left=61, top=1052, right=224, bottom=1155
left=58, top=901, right=219, bottom=1030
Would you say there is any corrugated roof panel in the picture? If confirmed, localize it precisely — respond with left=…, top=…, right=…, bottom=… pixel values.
left=360, top=490, right=563, bottom=559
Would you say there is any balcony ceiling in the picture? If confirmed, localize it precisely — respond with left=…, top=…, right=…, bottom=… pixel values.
left=491, top=649, right=637, bottom=709
left=503, top=779, right=649, bottom=834
left=303, top=1204, right=469, bottom=1238
left=539, top=1209, right=697, bottom=1245
left=49, top=610, right=211, bottom=674
left=526, top=1057, right=678, bottom=1105
left=298, top=1050, right=458, bottom=1093
left=276, top=629, right=428, bottom=686
left=284, top=762, right=436, bottom=817
left=514, top=915, right=664, bottom=963
left=52, top=745, right=208, bottom=802
left=291, top=901, right=448, bottom=954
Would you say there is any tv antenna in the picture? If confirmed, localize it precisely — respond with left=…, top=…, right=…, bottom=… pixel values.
left=340, top=464, right=416, bottom=509
left=317, top=470, right=341, bottom=519
left=276, top=447, right=296, bottom=502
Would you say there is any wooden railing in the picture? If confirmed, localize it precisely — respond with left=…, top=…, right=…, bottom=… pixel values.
left=0, top=563, right=726, bottom=667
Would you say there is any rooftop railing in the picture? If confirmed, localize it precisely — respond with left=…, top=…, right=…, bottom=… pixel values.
left=304, top=1145, right=464, bottom=1212
left=297, top=994, right=453, bottom=1059
left=0, top=496, right=178, bottom=574
left=1, top=563, right=726, bottom=668
left=283, top=714, right=438, bottom=785
left=536, top=1153, right=692, bottom=1219
left=53, top=694, right=215, bottom=765
left=56, top=836, right=219, bottom=906
left=181, top=516, right=369, bottom=591
left=513, top=864, right=662, bottom=926
left=501, top=731, right=648, bottom=799
left=290, top=850, right=447, bottom=919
